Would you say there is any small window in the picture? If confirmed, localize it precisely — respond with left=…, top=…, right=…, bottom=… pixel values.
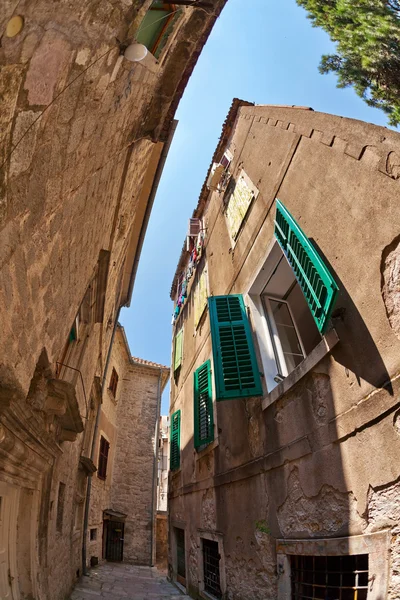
left=290, top=554, right=369, bottom=600
left=248, top=199, right=339, bottom=393
left=193, top=263, right=208, bottom=329
left=202, top=538, right=222, bottom=599
left=208, top=294, right=262, bottom=400
left=109, top=368, right=118, bottom=397
left=174, top=328, right=183, bottom=372
left=97, top=436, right=110, bottom=480
left=176, top=527, right=186, bottom=586
left=136, top=2, right=180, bottom=59
left=90, top=528, right=97, bottom=541
left=170, top=410, right=181, bottom=471
left=194, top=360, right=214, bottom=449
left=56, top=482, right=66, bottom=533
left=224, top=169, right=258, bottom=241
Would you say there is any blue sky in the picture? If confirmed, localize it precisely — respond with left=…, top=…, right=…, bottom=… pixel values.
left=120, top=0, right=391, bottom=415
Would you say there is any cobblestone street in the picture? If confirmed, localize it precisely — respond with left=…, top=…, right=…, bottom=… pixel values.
left=69, top=564, right=190, bottom=600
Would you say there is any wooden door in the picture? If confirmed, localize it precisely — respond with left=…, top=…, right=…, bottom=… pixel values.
left=0, top=482, right=19, bottom=599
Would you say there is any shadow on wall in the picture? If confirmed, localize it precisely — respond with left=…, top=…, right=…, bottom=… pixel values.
left=311, top=238, right=393, bottom=396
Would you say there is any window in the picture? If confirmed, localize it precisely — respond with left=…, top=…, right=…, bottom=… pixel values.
left=208, top=294, right=262, bottom=400
left=274, top=199, right=338, bottom=333
left=56, top=482, right=66, bottom=533
left=248, top=199, right=339, bottom=393
left=194, top=360, right=214, bottom=449
left=290, top=554, right=369, bottom=600
left=170, top=410, right=181, bottom=471
left=90, top=528, right=97, bottom=541
left=194, top=263, right=208, bottom=329
left=174, top=328, right=183, bottom=372
left=202, top=538, right=222, bottom=599
left=97, top=436, right=110, bottom=480
left=224, top=169, right=258, bottom=241
left=136, top=2, right=180, bottom=59
left=175, top=528, right=186, bottom=584
left=109, top=368, right=118, bottom=397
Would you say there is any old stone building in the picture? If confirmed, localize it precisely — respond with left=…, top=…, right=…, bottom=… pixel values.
left=0, top=1, right=226, bottom=599
left=168, top=100, right=400, bottom=599
left=156, top=415, right=170, bottom=568
left=87, top=324, right=169, bottom=568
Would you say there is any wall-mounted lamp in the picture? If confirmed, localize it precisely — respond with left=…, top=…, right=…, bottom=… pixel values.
left=123, top=43, right=148, bottom=62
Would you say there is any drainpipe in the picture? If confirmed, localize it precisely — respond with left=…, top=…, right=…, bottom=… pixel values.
left=82, top=308, right=121, bottom=576
left=150, top=369, right=163, bottom=566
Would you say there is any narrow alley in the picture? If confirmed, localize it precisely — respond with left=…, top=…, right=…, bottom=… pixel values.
left=69, top=564, right=189, bottom=600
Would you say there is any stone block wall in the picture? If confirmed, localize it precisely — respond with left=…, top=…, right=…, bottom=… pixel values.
left=111, top=361, right=163, bottom=565
left=168, top=103, right=400, bottom=599
left=156, top=512, right=168, bottom=569
left=0, top=1, right=226, bottom=598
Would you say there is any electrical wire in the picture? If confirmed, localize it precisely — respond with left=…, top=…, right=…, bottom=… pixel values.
left=0, top=3, right=198, bottom=172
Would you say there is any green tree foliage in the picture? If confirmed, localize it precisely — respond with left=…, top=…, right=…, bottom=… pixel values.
left=296, top=0, right=400, bottom=126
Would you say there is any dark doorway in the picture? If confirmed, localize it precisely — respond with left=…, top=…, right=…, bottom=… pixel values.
left=175, top=527, right=186, bottom=587
left=104, top=520, right=125, bottom=562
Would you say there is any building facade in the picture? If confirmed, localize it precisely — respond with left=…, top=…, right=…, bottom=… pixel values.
left=157, top=415, right=170, bottom=513
left=87, top=325, right=169, bottom=568
left=0, top=1, right=226, bottom=598
left=168, top=100, right=400, bottom=600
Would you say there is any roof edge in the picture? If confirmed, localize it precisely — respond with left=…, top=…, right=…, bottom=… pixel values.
left=169, top=97, right=254, bottom=299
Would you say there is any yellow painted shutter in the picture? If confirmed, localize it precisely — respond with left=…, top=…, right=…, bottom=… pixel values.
left=194, top=268, right=208, bottom=328
left=225, top=174, right=255, bottom=240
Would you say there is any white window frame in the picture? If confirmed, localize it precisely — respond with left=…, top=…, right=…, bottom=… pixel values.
left=276, top=531, right=390, bottom=600
left=262, top=294, right=306, bottom=379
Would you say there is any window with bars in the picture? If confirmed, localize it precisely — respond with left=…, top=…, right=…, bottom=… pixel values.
left=109, top=367, right=119, bottom=397
left=170, top=410, right=181, bottom=471
left=208, top=294, right=262, bottom=400
left=194, top=360, right=214, bottom=449
left=290, top=554, right=369, bottom=600
left=202, top=538, right=222, bottom=599
left=97, top=436, right=110, bottom=480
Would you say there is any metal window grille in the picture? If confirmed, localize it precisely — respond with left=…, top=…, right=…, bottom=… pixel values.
left=97, top=436, right=110, bottom=480
left=291, top=554, right=369, bottom=600
left=203, top=539, right=222, bottom=599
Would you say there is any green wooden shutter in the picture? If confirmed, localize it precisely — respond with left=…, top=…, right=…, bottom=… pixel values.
left=208, top=295, right=262, bottom=400
left=174, top=329, right=183, bottom=372
left=194, top=360, right=214, bottom=449
left=274, top=199, right=339, bottom=333
left=170, top=409, right=181, bottom=471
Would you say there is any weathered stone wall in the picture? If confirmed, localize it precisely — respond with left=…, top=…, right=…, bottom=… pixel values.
left=168, top=104, right=400, bottom=599
left=87, top=328, right=128, bottom=567
left=111, top=361, right=163, bottom=565
left=156, top=512, right=168, bottom=569
left=0, top=1, right=227, bottom=598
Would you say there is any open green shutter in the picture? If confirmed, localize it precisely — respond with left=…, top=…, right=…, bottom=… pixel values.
left=274, top=199, right=339, bottom=333
left=170, top=409, right=181, bottom=471
left=208, top=295, right=262, bottom=400
left=174, top=329, right=183, bottom=372
left=194, top=360, right=214, bottom=449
